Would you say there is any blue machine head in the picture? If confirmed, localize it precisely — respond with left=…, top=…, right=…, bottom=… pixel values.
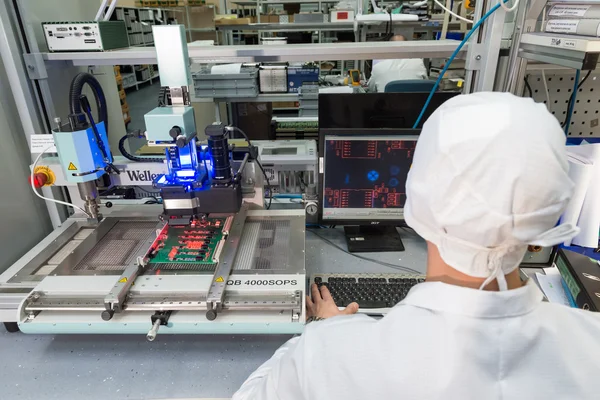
left=154, top=138, right=210, bottom=192
left=53, top=121, right=113, bottom=183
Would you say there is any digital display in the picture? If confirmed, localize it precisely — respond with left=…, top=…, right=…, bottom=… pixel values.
left=262, top=147, right=298, bottom=155
left=322, top=135, right=417, bottom=221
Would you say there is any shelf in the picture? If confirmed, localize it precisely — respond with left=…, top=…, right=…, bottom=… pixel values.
left=43, top=40, right=466, bottom=65
left=216, top=20, right=461, bottom=32
left=232, top=0, right=339, bottom=4
left=519, top=33, right=600, bottom=70
left=187, top=28, right=216, bottom=32
left=117, top=6, right=185, bottom=13
left=138, top=72, right=160, bottom=84
left=217, top=22, right=355, bottom=32
left=124, top=72, right=160, bottom=90
left=193, top=93, right=298, bottom=103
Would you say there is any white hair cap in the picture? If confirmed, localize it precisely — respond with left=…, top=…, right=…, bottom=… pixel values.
left=404, top=92, right=580, bottom=291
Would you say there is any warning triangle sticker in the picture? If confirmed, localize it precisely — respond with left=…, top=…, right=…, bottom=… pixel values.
left=67, top=162, right=77, bottom=171
left=118, top=277, right=127, bottom=283
left=215, top=276, right=224, bottom=283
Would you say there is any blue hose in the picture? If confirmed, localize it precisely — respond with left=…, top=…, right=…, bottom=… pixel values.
left=413, top=1, right=505, bottom=129
left=564, top=69, right=581, bottom=135
left=273, top=194, right=303, bottom=199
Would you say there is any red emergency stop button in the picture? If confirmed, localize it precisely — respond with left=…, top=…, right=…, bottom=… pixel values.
left=29, top=172, right=49, bottom=188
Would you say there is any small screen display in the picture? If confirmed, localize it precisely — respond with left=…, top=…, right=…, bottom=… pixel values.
left=262, top=147, right=298, bottom=155
left=322, top=135, right=417, bottom=221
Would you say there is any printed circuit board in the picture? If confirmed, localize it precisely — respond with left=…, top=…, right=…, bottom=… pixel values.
left=147, top=218, right=227, bottom=270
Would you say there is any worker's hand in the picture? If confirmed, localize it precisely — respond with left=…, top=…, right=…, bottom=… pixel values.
left=306, top=283, right=359, bottom=320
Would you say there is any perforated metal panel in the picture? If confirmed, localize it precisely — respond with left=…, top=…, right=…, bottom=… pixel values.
left=73, top=221, right=156, bottom=271
left=34, top=228, right=96, bottom=277
left=47, top=229, right=94, bottom=265
left=526, top=71, right=600, bottom=137
left=234, top=220, right=292, bottom=271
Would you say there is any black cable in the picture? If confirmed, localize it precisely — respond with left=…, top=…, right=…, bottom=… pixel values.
left=524, top=75, right=533, bottom=98
left=229, top=126, right=272, bottom=210
left=118, top=133, right=164, bottom=163
left=307, top=229, right=422, bottom=275
left=69, top=72, right=108, bottom=133
left=562, top=70, right=592, bottom=128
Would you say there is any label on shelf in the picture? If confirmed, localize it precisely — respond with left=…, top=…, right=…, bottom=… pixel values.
left=548, top=5, right=591, bottom=17
left=545, top=19, right=580, bottom=34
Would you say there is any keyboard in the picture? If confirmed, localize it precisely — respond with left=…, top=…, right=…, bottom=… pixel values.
left=311, top=273, right=426, bottom=313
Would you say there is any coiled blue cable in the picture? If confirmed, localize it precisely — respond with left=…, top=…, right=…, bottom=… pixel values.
left=412, top=1, right=505, bottom=129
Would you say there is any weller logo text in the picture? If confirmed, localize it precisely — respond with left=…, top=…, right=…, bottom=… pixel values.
left=125, top=170, right=160, bottom=182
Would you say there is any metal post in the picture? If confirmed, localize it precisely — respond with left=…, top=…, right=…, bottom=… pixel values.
left=504, top=0, right=548, bottom=94
left=463, top=0, right=507, bottom=93
left=0, top=0, right=63, bottom=227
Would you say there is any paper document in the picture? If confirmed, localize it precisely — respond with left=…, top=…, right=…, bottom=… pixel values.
left=211, top=63, right=242, bottom=74
left=562, top=152, right=594, bottom=246
left=536, top=270, right=571, bottom=307
left=569, top=144, right=600, bottom=248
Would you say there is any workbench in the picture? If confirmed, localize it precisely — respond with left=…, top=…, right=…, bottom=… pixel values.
left=0, top=227, right=427, bottom=400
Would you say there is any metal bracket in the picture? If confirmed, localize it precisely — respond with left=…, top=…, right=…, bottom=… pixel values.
left=465, top=43, right=485, bottom=71
left=205, top=203, right=249, bottom=320
left=22, top=53, right=48, bottom=80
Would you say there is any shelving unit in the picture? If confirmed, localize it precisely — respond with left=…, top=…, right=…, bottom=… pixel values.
left=42, top=40, right=467, bottom=65
left=504, top=0, right=600, bottom=138
left=183, top=5, right=218, bottom=43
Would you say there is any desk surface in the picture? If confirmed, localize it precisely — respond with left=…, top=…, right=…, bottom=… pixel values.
left=0, top=227, right=426, bottom=400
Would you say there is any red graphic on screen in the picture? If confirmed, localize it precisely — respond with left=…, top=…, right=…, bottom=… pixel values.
left=324, top=139, right=415, bottom=209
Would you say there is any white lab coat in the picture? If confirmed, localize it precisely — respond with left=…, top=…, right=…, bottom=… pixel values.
left=367, top=59, right=428, bottom=93
left=233, top=281, right=600, bottom=399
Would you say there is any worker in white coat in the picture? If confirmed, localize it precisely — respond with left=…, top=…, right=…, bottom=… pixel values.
left=367, top=35, right=428, bottom=92
left=232, top=92, right=600, bottom=400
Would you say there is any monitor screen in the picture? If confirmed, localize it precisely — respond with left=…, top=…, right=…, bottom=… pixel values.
left=322, top=134, right=417, bottom=222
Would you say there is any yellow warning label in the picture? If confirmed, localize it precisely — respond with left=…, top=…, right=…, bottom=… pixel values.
left=118, top=277, right=128, bottom=283
left=215, top=276, right=224, bottom=283
left=67, top=162, right=77, bottom=171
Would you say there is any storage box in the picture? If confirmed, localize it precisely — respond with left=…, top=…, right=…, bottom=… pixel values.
left=192, top=66, right=260, bottom=98
left=117, top=0, right=143, bottom=7
left=287, top=66, right=319, bottom=93
left=215, top=17, right=252, bottom=25
left=189, top=6, right=215, bottom=27
left=293, top=12, right=325, bottom=23
left=331, top=9, right=355, bottom=22
left=260, top=14, right=280, bottom=23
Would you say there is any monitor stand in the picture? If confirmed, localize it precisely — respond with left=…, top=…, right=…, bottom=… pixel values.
left=343, top=226, right=405, bottom=253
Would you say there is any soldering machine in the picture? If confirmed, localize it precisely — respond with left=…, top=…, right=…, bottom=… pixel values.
left=6, top=25, right=306, bottom=340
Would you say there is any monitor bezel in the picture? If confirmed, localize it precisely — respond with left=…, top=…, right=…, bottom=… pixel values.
left=318, top=128, right=421, bottom=226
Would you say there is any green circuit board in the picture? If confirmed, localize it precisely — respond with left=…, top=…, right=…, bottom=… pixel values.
left=147, top=218, right=226, bottom=270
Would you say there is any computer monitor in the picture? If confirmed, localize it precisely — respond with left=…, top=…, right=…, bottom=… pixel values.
left=318, top=129, right=419, bottom=253
left=318, top=92, right=458, bottom=130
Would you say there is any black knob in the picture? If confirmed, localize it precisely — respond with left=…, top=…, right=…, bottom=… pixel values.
left=105, top=201, right=113, bottom=208
left=206, top=309, right=217, bottom=321
left=101, top=309, right=114, bottom=321
left=169, top=126, right=182, bottom=139
left=176, top=136, right=187, bottom=148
